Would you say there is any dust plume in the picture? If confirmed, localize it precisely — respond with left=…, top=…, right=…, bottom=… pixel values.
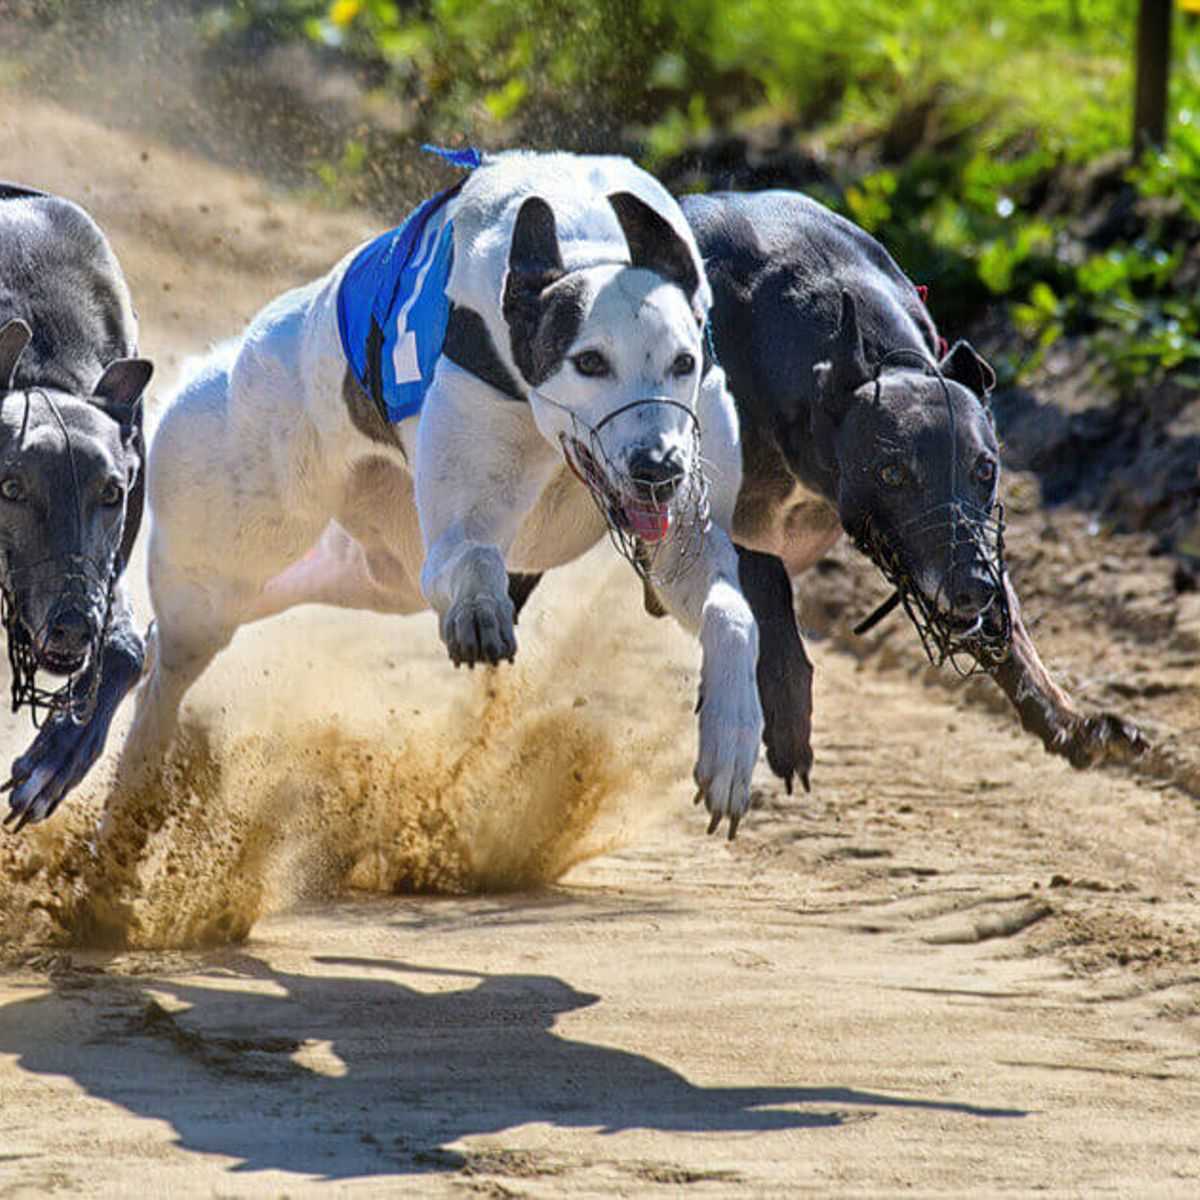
left=0, top=558, right=699, bottom=952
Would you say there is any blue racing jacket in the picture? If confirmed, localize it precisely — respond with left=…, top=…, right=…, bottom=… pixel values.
left=336, top=148, right=481, bottom=424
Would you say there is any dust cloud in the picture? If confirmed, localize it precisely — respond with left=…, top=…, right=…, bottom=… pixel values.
left=0, top=560, right=699, bottom=951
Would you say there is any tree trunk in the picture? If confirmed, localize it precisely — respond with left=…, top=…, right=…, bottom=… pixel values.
left=1133, top=0, right=1173, bottom=155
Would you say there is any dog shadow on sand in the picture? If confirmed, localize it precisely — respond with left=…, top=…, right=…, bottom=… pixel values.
left=0, top=953, right=1027, bottom=1181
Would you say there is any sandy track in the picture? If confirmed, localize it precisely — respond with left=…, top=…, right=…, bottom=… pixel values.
left=0, top=92, right=1198, bottom=1196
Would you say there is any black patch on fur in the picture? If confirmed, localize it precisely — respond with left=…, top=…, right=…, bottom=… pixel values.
left=503, top=195, right=589, bottom=388
left=608, top=191, right=701, bottom=302
left=443, top=305, right=525, bottom=400
left=505, top=273, right=590, bottom=388
left=0, top=182, right=49, bottom=202
left=507, top=196, right=565, bottom=281
left=342, top=366, right=403, bottom=452
left=364, top=316, right=387, bottom=420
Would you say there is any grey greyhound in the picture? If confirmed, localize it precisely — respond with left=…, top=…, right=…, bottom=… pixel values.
left=677, top=189, right=1145, bottom=791
left=513, top=188, right=1145, bottom=813
left=0, top=183, right=152, bottom=831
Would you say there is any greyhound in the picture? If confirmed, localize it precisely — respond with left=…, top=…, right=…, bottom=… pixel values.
left=118, top=151, right=764, bottom=835
left=0, top=184, right=152, bottom=831
left=674, top=188, right=1146, bottom=785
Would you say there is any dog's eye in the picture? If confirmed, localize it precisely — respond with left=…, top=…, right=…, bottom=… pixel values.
left=572, top=350, right=611, bottom=378
left=100, top=479, right=124, bottom=507
left=0, top=477, right=25, bottom=502
left=878, top=463, right=909, bottom=488
left=671, top=352, right=696, bottom=378
left=573, top=350, right=609, bottom=378
left=973, top=456, right=997, bottom=486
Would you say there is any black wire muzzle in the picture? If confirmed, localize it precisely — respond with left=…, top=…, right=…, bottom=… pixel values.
left=0, top=389, right=125, bottom=727
left=849, top=351, right=1011, bottom=676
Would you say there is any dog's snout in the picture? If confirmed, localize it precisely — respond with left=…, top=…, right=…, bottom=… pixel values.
left=41, top=610, right=92, bottom=665
left=628, top=445, right=687, bottom=498
left=947, top=570, right=996, bottom=620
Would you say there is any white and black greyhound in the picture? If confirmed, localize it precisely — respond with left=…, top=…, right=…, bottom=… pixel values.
left=118, top=151, right=764, bottom=835
left=0, top=184, right=152, bottom=831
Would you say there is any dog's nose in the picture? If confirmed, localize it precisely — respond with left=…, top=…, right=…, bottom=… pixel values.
left=948, top=570, right=996, bottom=620
left=628, top=446, right=687, bottom=499
left=43, top=610, right=92, bottom=659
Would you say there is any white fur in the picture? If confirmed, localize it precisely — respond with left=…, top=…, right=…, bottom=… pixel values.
left=120, top=152, right=762, bottom=827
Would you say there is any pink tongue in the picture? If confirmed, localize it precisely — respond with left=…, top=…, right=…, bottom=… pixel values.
left=627, top=504, right=672, bottom=543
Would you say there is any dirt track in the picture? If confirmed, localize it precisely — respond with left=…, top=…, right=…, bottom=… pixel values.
left=1, top=93, right=1199, bottom=1197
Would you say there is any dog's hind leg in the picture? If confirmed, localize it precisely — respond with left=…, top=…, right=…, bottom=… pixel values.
left=116, top=343, right=334, bottom=782
left=247, top=518, right=427, bottom=621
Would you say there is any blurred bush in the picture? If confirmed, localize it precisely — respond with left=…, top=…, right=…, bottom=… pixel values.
left=14, top=0, right=1200, bottom=396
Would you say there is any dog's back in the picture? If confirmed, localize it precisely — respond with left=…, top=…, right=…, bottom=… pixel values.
left=681, top=190, right=938, bottom=409
left=0, top=186, right=140, bottom=396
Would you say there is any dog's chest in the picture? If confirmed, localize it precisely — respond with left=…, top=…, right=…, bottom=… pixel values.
left=736, top=475, right=842, bottom=576
left=507, top=465, right=609, bottom=572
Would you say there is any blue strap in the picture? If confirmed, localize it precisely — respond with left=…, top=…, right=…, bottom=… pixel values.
left=422, top=144, right=484, bottom=170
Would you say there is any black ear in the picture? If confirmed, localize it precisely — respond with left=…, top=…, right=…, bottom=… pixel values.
left=812, top=290, right=870, bottom=420
left=0, top=318, right=32, bottom=392
left=502, top=196, right=568, bottom=353
left=607, top=191, right=701, bottom=301
left=93, top=357, right=152, bottom=432
left=506, top=195, right=565, bottom=288
left=940, top=339, right=996, bottom=399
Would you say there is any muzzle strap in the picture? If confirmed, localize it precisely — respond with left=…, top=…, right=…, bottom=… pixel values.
left=852, top=590, right=902, bottom=637
left=531, top=390, right=711, bottom=586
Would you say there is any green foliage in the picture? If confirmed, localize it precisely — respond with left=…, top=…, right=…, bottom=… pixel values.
left=191, top=0, right=1200, bottom=393
left=200, top=0, right=1138, bottom=153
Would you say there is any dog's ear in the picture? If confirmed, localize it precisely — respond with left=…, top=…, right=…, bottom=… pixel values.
left=0, top=318, right=32, bottom=392
left=810, top=291, right=870, bottom=469
left=93, top=357, right=152, bottom=434
left=812, top=291, right=870, bottom=419
left=503, top=197, right=572, bottom=387
left=505, top=195, right=565, bottom=292
left=939, top=339, right=996, bottom=400
left=607, top=191, right=701, bottom=302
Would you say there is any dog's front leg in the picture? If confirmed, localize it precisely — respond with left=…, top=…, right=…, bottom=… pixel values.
left=991, top=572, right=1148, bottom=768
left=4, top=584, right=145, bottom=830
left=416, top=369, right=560, bottom=669
left=654, top=523, right=764, bottom=839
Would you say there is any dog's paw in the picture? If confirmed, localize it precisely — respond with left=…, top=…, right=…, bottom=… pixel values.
left=3, top=713, right=106, bottom=832
left=442, top=592, right=517, bottom=669
left=759, top=641, right=814, bottom=796
left=693, top=661, right=764, bottom=841
left=1058, top=711, right=1149, bottom=769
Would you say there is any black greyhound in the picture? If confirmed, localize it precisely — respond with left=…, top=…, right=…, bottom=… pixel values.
left=0, top=184, right=151, bottom=830
left=515, top=188, right=1144, bottom=832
